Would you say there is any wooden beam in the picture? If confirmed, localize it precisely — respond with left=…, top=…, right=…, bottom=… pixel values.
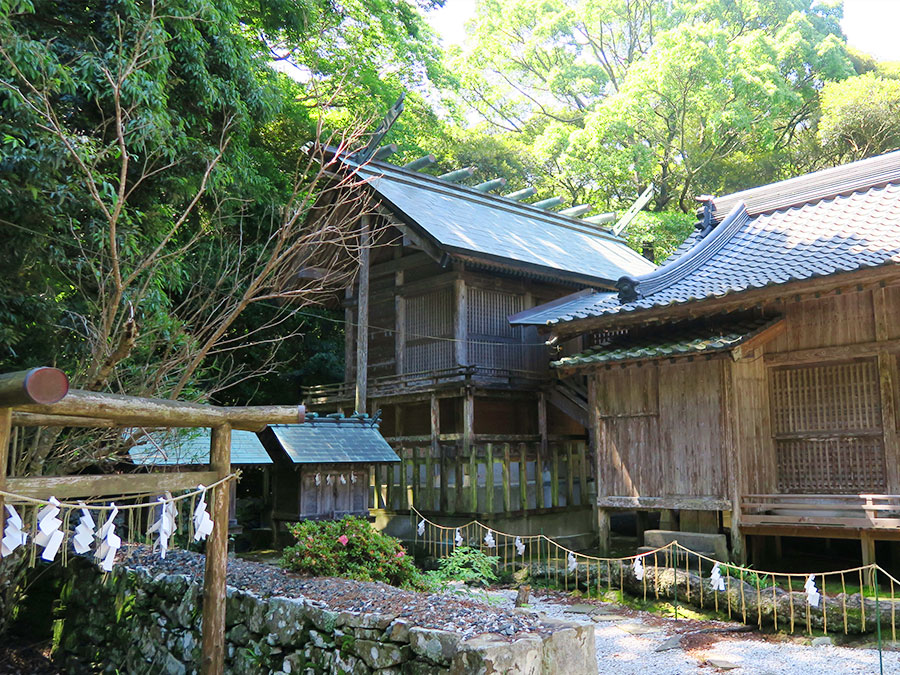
left=597, top=496, right=732, bottom=510
left=16, top=390, right=305, bottom=432
left=5, top=471, right=220, bottom=500
left=731, top=319, right=787, bottom=360
left=455, top=278, right=467, bottom=367
left=0, top=368, right=69, bottom=407
left=201, top=424, right=231, bottom=675
left=764, top=338, right=900, bottom=366
left=355, top=215, right=371, bottom=414
left=395, top=279, right=406, bottom=376
left=878, top=351, right=900, bottom=492
left=536, top=393, right=547, bottom=509
left=11, top=412, right=118, bottom=427
left=0, top=408, right=10, bottom=533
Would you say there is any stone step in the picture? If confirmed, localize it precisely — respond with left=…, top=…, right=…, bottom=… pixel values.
left=642, top=529, right=729, bottom=561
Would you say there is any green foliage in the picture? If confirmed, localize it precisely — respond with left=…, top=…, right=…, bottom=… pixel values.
left=819, top=72, right=900, bottom=162
left=428, top=546, right=499, bottom=587
left=281, top=516, right=424, bottom=589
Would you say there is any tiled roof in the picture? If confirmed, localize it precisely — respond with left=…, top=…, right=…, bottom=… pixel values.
left=350, top=159, right=656, bottom=285
left=510, top=151, right=900, bottom=326
left=265, top=416, right=400, bottom=464
left=128, top=429, right=272, bottom=466
left=553, top=316, right=775, bottom=368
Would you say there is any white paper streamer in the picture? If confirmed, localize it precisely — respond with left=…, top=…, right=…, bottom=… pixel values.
left=484, top=530, right=495, bottom=549
left=315, top=473, right=321, bottom=486
left=632, top=555, right=645, bottom=581
left=567, top=551, right=577, bottom=573
left=417, top=519, right=425, bottom=537
left=350, top=473, right=357, bottom=484
left=147, top=494, right=176, bottom=559
left=804, top=574, right=820, bottom=607
left=95, top=504, right=121, bottom=572
left=72, top=505, right=96, bottom=555
left=192, top=485, right=214, bottom=542
left=339, top=474, right=347, bottom=485
left=455, top=528, right=463, bottom=547
left=515, top=536, right=525, bottom=556
left=326, top=474, right=333, bottom=486
left=1, top=505, right=27, bottom=557
left=34, top=496, right=65, bottom=561
left=709, top=563, right=726, bottom=592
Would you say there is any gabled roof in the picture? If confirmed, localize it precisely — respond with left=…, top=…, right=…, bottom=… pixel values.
left=263, top=415, right=400, bottom=464
left=346, top=158, right=656, bottom=286
left=128, top=429, right=272, bottom=466
left=553, top=316, right=776, bottom=369
left=511, top=150, right=900, bottom=327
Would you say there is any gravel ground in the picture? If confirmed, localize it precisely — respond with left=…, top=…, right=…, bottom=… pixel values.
left=487, top=588, right=900, bottom=674
left=124, top=546, right=549, bottom=640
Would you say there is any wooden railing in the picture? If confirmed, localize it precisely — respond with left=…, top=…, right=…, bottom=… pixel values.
left=371, top=440, right=591, bottom=516
left=741, top=493, right=900, bottom=530
left=302, top=365, right=549, bottom=404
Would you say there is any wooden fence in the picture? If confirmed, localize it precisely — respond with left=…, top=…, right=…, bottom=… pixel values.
left=372, top=440, right=591, bottom=515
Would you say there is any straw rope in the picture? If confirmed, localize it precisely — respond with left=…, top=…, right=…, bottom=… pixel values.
left=411, top=507, right=898, bottom=641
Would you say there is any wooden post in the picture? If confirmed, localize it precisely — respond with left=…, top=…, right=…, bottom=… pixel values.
left=862, top=533, right=877, bottom=566
left=597, top=508, right=611, bottom=555
left=519, top=443, right=528, bottom=511
left=374, top=460, right=383, bottom=510
left=550, top=444, right=559, bottom=508
left=485, top=443, right=494, bottom=513
left=454, top=277, right=467, bottom=367
left=201, top=423, right=232, bottom=675
left=536, top=394, right=547, bottom=509
left=400, top=448, right=409, bottom=511
left=395, top=270, right=405, bottom=376
left=578, top=442, right=588, bottom=506
left=502, top=443, right=511, bottom=514
left=0, top=408, right=10, bottom=533
left=468, top=447, right=478, bottom=513
left=566, top=443, right=575, bottom=507
left=431, top=394, right=447, bottom=512
left=344, top=287, right=355, bottom=386
left=355, top=215, right=371, bottom=415
left=424, top=448, right=433, bottom=512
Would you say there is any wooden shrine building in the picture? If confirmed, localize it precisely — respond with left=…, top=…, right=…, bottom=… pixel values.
left=511, top=150, right=900, bottom=564
left=302, top=136, right=654, bottom=543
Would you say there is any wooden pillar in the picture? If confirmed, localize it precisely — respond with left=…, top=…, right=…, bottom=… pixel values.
left=395, top=270, right=405, bottom=376
left=536, top=393, right=547, bottom=509
left=635, top=511, right=649, bottom=546
left=0, top=408, right=10, bottom=533
left=201, top=423, right=232, bottom=675
left=344, top=287, right=355, bottom=386
left=355, top=215, right=371, bottom=414
left=862, top=533, right=877, bottom=567
left=724, top=360, right=746, bottom=562
left=597, top=508, right=611, bottom=555
left=463, top=392, right=474, bottom=512
left=454, top=277, right=467, bottom=368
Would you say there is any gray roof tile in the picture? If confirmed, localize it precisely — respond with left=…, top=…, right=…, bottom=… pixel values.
left=511, top=151, right=900, bottom=326
left=267, top=417, right=400, bottom=464
left=352, top=160, right=656, bottom=285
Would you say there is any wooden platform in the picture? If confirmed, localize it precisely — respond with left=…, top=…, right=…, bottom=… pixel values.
left=740, top=493, right=900, bottom=539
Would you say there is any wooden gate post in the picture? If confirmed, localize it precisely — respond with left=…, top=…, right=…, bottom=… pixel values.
left=0, top=408, right=11, bottom=533
left=201, top=423, right=232, bottom=675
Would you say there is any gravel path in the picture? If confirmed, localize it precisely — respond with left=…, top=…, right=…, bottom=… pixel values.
left=487, top=588, right=900, bottom=674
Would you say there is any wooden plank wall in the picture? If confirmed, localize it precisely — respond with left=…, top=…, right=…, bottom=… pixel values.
left=593, top=359, right=730, bottom=501
left=371, top=441, right=590, bottom=515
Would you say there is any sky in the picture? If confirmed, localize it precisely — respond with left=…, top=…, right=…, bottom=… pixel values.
left=427, top=0, right=900, bottom=62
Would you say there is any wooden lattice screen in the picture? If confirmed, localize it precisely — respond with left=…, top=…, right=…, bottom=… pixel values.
left=467, top=287, right=541, bottom=372
left=770, top=359, right=886, bottom=493
left=404, top=289, right=454, bottom=373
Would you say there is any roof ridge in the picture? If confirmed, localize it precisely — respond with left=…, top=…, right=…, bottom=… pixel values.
left=351, top=158, right=635, bottom=246
left=616, top=203, right=749, bottom=302
left=710, top=149, right=900, bottom=222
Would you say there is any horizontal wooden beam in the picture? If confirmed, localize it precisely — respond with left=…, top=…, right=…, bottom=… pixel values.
left=15, top=389, right=305, bottom=431
left=597, top=496, right=732, bottom=510
left=5, top=471, right=220, bottom=501
left=764, top=338, right=900, bottom=365
left=740, top=523, right=900, bottom=540
left=12, top=412, right=118, bottom=427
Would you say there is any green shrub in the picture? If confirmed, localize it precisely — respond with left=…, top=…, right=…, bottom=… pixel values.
left=281, top=516, right=424, bottom=589
left=428, top=546, right=499, bottom=587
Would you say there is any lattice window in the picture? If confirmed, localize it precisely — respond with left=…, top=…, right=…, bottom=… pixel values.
left=404, top=289, right=454, bottom=373
left=467, top=287, right=542, bottom=371
left=770, top=359, right=886, bottom=493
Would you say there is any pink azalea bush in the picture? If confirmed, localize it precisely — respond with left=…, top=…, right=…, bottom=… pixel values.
left=281, top=515, right=423, bottom=589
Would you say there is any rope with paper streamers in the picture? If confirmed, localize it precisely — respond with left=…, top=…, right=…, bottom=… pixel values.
left=411, top=506, right=900, bottom=648
left=0, top=472, right=237, bottom=572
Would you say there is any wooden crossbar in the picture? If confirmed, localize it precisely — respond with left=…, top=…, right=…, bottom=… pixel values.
left=5, top=471, right=219, bottom=501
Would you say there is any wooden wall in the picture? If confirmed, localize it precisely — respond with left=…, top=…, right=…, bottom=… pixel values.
left=593, top=359, right=729, bottom=503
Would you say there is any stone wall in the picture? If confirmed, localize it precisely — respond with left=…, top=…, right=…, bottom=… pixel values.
left=56, top=559, right=596, bottom=674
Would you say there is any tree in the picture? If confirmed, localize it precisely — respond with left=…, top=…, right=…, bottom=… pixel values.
left=818, top=72, right=900, bottom=162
